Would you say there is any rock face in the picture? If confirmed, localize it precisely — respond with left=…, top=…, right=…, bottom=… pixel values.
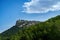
left=15, top=20, right=40, bottom=27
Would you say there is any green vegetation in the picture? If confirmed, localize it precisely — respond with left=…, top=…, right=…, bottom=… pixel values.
left=1, top=15, right=60, bottom=40
left=0, top=34, right=1, bottom=40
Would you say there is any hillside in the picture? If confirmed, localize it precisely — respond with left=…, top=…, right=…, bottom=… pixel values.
left=1, top=20, right=40, bottom=37
left=0, top=15, right=60, bottom=40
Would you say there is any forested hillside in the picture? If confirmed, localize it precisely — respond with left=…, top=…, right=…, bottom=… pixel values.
left=0, top=15, right=60, bottom=40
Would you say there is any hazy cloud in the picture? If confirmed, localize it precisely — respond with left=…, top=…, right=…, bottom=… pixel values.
left=23, top=0, right=60, bottom=13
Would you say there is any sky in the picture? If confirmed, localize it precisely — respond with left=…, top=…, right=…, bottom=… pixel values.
left=0, top=0, right=60, bottom=33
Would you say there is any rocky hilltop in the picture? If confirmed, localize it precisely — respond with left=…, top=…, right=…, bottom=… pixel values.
left=15, top=20, right=40, bottom=27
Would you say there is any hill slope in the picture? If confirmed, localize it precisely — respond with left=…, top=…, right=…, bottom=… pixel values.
left=1, top=15, right=60, bottom=40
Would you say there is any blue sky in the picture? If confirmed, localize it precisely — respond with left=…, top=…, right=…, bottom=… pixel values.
left=0, top=0, right=60, bottom=33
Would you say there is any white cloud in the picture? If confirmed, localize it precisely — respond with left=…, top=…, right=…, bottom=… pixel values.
left=23, top=0, right=60, bottom=13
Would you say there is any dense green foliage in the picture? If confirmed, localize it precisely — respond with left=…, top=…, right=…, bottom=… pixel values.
left=1, top=15, right=60, bottom=40
left=0, top=34, right=1, bottom=40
